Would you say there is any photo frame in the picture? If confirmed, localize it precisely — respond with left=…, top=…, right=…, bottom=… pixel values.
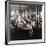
left=5, top=0, right=45, bottom=45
